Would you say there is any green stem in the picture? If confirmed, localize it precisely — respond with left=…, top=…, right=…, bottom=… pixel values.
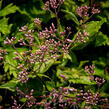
left=55, top=9, right=60, bottom=33
left=12, top=43, right=25, bottom=61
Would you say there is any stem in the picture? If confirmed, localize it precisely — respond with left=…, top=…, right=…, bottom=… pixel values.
left=55, top=9, right=60, bottom=33
left=12, top=43, right=25, bottom=60
left=5, top=61, right=17, bottom=70
left=54, top=35, right=63, bottom=42
left=66, top=32, right=72, bottom=40
left=69, top=39, right=77, bottom=50
left=36, top=75, right=49, bottom=92
left=83, top=14, right=93, bottom=24
left=28, top=63, right=49, bottom=92
left=25, top=83, right=29, bottom=93
left=20, top=101, right=27, bottom=109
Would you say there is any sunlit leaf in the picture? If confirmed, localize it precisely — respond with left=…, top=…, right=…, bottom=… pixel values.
left=0, top=80, right=19, bottom=92
left=72, top=19, right=106, bottom=50
left=0, top=3, right=18, bottom=17
left=0, top=17, right=13, bottom=34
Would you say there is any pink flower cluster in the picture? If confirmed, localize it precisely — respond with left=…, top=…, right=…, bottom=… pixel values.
left=76, top=30, right=89, bottom=43
left=34, top=18, right=42, bottom=26
left=25, top=89, right=36, bottom=107
left=18, top=68, right=29, bottom=83
left=92, top=7, right=100, bottom=14
left=19, top=25, right=28, bottom=32
left=95, top=77, right=105, bottom=87
left=38, top=23, right=56, bottom=39
left=0, top=49, right=8, bottom=62
left=44, top=0, right=65, bottom=10
left=19, top=26, right=35, bottom=46
left=37, top=23, right=72, bottom=62
left=77, top=6, right=90, bottom=18
left=85, top=64, right=95, bottom=80
left=11, top=88, right=36, bottom=108
left=85, top=65, right=105, bottom=88
left=36, top=39, right=60, bottom=62
left=4, top=37, right=16, bottom=45
left=77, top=90, right=108, bottom=107
left=77, top=5, right=100, bottom=18
left=36, top=86, right=77, bottom=108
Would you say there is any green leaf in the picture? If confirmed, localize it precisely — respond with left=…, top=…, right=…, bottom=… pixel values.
left=63, top=53, right=72, bottom=62
left=40, top=59, right=55, bottom=73
left=63, top=0, right=77, bottom=14
left=61, top=9, right=79, bottom=25
left=0, top=33, right=3, bottom=42
left=46, top=81, right=55, bottom=91
left=33, top=59, right=55, bottom=74
left=0, top=80, right=19, bottom=92
left=0, top=17, right=13, bottom=34
left=78, top=0, right=85, bottom=2
left=69, top=52, right=78, bottom=67
left=102, top=0, right=109, bottom=8
left=4, top=52, right=17, bottom=78
left=85, top=19, right=106, bottom=37
left=95, top=32, right=109, bottom=46
left=79, top=60, right=89, bottom=68
left=3, top=48, right=27, bottom=78
left=60, top=53, right=73, bottom=67
left=18, top=0, right=52, bottom=23
left=19, top=98, right=27, bottom=103
left=37, top=74, right=51, bottom=80
left=72, top=19, right=106, bottom=50
left=101, top=92, right=109, bottom=98
left=57, top=68, right=95, bottom=85
left=0, top=3, right=18, bottom=17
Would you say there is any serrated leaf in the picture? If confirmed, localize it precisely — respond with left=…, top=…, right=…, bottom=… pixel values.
left=57, top=68, right=95, bottom=85
left=0, top=3, right=18, bottom=17
left=0, top=17, right=13, bottom=34
left=61, top=9, right=79, bottom=25
left=95, top=32, right=109, bottom=46
left=33, top=59, right=54, bottom=74
left=4, top=48, right=27, bottom=78
left=85, top=19, right=106, bottom=36
left=4, top=53, right=17, bottom=78
left=94, top=67, right=105, bottom=77
left=63, top=53, right=72, bottom=62
left=40, top=59, right=55, bottom=73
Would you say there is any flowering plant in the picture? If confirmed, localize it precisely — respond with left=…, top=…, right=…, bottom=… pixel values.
left=0, top=0, right=109, bottom=109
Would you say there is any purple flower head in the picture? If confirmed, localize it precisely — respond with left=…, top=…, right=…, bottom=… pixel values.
left=59, top=74, right=67, bottom=80
left=77, top=6, right=90, bottom=18
left=92, top=7, right=100, bottom=14
left=34, top=18, right=41, bottom=25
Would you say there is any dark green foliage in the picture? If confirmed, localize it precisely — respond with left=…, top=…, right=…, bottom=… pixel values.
left=18, top=77, right=43, bottom=96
